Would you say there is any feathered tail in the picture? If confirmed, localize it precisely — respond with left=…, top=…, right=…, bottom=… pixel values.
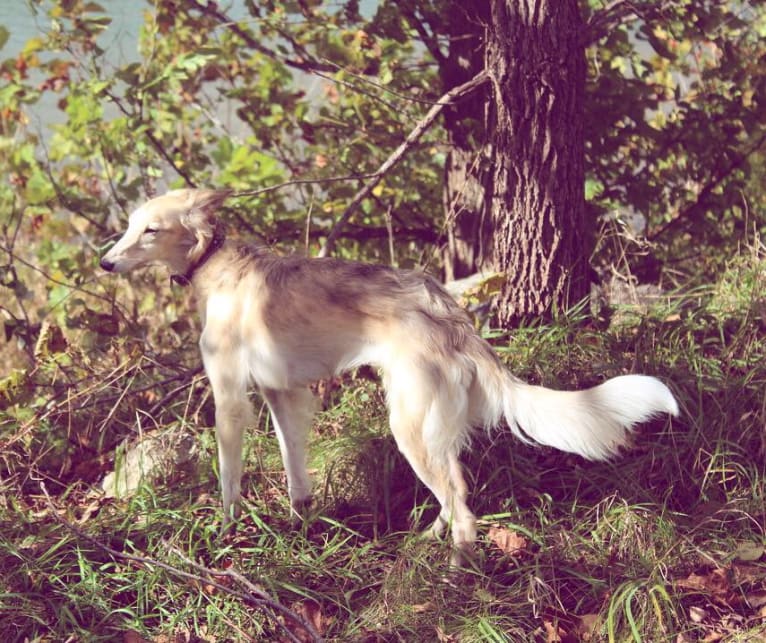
left=471, top=343, right=678, bottom=460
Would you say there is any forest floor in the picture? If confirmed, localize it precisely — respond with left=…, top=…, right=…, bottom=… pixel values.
left=2, top=249, right=765, bottom=642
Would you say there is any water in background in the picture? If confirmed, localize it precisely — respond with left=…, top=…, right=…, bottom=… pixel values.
left=1, top=2, right=144, bottom=133
left=1, top=2, right=376, bottom=136
left=1, top=1, right=143, bottom=62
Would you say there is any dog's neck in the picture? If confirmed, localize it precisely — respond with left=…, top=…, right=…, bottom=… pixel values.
left=171, top=225, right=226, bottom=287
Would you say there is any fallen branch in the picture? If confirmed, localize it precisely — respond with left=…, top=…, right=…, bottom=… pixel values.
left=38, top=481, right=323, bottom=643
left=318, top=69, right=490, bottom=257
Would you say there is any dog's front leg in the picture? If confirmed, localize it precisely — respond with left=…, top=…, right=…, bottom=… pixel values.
left=261, top=387, right=316, bottom=518
left=202, top=348, right=254, bottom=531
left=214, top=394, right=253, bottom=529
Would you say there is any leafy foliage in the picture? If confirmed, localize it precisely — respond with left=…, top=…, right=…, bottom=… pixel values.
left=583, top=1, right=766, bottom=281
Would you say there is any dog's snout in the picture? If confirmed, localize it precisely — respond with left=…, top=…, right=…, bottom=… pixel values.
left=100, top=258, right=115, bottom=272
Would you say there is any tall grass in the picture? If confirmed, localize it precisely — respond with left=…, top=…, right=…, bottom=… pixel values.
left=1, top=248, right=765, bottom=641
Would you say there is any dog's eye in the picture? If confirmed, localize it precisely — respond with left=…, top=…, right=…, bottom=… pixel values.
left=143, top=227, right=160, bottom=236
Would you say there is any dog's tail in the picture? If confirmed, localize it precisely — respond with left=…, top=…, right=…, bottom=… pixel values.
left=471, top=342, right=679, bottom=460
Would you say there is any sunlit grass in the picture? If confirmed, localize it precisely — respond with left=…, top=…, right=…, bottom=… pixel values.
left=2, top=252, right=766, bottom=640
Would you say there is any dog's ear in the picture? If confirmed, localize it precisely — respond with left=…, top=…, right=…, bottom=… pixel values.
left=182, top=190, right=230, bottom=263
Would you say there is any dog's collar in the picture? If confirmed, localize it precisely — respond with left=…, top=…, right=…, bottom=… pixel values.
left=171, top=227, right=226, bottom=287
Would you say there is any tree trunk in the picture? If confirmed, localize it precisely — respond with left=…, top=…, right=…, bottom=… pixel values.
left=443, top=142, right=492, bottom=281
left=439, top=3, right=493, bottom=282
left=439, top=0, right=589, bottom=323
left=485, top=0, right=588, bottom=326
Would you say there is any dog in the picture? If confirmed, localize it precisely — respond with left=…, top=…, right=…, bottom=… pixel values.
left=100, top=188, right=678, bottom=562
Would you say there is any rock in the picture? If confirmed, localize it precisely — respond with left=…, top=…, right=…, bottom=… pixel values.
left=101, top=426, right=198, bottom=499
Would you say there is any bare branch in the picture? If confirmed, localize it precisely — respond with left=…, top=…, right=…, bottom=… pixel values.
left=103, top=89, right=198, bottom=189
left=318, top=69, right=490, bottom=258
left=315, top=57, right=446, bottom=107
left=394, top=1, right=447, bottom=67
left=0, top=242, right=119, bottom=307
left=581, top=0, right=678, bottom=47
left=649, top=132, right=766, bottom=242
left=189, top=0, right=336, bottom=74
left=230, top=173, right=377, bottom=200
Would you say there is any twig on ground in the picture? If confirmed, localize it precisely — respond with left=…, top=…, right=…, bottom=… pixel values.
left=147, top=366, right=205, bottom=417
left=37, top=481, right=323, bottom=643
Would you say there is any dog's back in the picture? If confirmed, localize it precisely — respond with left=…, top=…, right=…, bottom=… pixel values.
left=197, top=244, right=479, bottom=387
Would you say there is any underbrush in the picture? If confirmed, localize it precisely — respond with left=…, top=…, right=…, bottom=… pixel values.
left=1, top=256, right=765, bottom=642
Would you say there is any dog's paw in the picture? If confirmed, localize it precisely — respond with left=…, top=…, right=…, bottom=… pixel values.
left=448, top=541, right=483, bottom=571
left=421, top=515, right=448, bottom=540
left=290, top=496, right=313, bottom=523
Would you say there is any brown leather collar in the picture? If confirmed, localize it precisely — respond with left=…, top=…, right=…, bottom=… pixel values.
left=171, top=227, right=226, bottom=287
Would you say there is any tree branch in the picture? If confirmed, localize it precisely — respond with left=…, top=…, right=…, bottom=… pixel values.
left=189, top=0, right=336, bottom=74
left=231, top=173, right=378, bottom=200
left=318, top=69, right=489, bottom=257
left=105, top=89, right=198, bottom=188
left=649, top=131, right=766, bottom=242
left=267, top=221, right=441, bottom=247
left=581, top=0, right=677, bottom=47
left=394, top=2, right=447, bottom=67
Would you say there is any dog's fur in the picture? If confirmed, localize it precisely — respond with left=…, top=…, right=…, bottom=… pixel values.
left=101, top=189, right=678, bottom=560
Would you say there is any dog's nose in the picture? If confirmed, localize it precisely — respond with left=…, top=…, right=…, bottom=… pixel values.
left=100, top=258, right=115, bottom=272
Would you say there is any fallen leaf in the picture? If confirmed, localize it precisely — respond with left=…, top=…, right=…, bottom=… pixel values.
left=286, top=600, right=328, bottom=643
left=731, top=561, right=765, bottom=585
left=575, top=613, right=601, bottom=640
left=676, top=568, right=729, bottom=598
left=123, top=632, right=150, bottom=643
left=203, top=582, right=217, bottom=595
left=543, top=619, right=565, bottom=642
left=435, top=625, right=458, bottom=642
left=746, top=592, right=766, bottom=609
left=734, top=541, right=764, bottom=562
left=487, top=525, right=528, bottom=557
left=689, top=605, right=707, bottom=623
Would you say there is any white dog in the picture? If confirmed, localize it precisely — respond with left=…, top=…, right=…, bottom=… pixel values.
left=101, top=189, right=678, bottom=562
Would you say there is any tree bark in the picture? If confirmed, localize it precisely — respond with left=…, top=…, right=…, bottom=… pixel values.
left=438, top=0, right=589, bottom=324
left=485, top=0, right=588, bottom=326
left=438, top=3, right=493, bottom=282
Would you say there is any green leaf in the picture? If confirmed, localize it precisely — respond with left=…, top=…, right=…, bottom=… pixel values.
left=585, top=177, right=604, bottom=201
left=25, top=170, right=55, bottom=205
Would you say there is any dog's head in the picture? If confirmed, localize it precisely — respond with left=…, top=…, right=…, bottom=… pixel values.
left=100, top=189, right=229, bottom=277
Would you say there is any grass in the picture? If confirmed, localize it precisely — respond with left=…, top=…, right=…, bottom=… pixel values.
left=2, top=250, right=766, bottom=641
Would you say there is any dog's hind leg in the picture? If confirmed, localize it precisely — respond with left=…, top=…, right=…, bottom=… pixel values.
left=262, top=387, right=316, bottom=518
left=423, top=454, right=471, bottom=542
left=386, top=371, right=476, bottom=565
